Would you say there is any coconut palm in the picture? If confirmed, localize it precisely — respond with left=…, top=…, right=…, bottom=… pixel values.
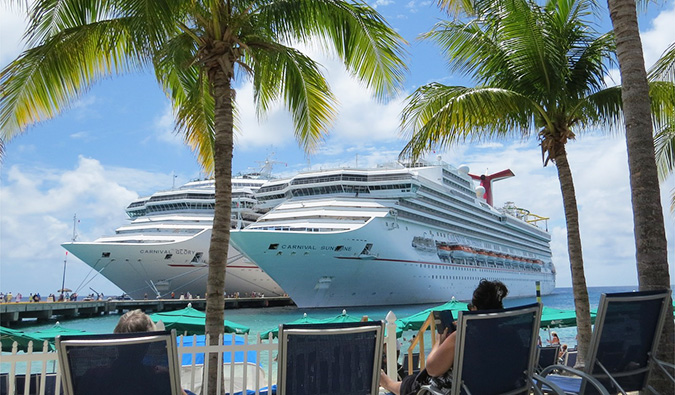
left=0, top=1, right=407, bottom=392
left=608, top=1, right=674, bottom=390
left=400, top=0, right=673, bottom=364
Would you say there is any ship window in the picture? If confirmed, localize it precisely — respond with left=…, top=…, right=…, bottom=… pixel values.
left=102, top=252, right=111, bottom=258
left=268, top=244, right=279, bottom=250
left=165, top=254, right=172, bottom=259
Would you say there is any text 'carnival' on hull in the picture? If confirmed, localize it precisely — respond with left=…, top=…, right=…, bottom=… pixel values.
left=230, top=158, right=556, bottom=308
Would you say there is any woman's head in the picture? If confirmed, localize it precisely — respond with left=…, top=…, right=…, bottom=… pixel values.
left=470, top=279, right=509, bottom=310
left=114, top=309, right=156, bottom=333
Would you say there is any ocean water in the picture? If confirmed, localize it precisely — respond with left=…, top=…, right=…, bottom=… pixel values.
left=13, top=285, right=646, bottom=349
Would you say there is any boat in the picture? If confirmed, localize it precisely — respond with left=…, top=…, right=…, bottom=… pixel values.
left=61, top=165, right=286, bottom=300
left=230, top=157, right=556, bottom=308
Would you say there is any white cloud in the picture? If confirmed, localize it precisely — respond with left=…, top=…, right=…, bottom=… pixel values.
left=640, top=2, right=675, bottom=69
left=154, top=104, right=185, bottom=146
left=0, top=157, right=178, bottom=296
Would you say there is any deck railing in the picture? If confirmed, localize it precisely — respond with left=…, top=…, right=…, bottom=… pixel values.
left=1, top=313, right=400, bottom=395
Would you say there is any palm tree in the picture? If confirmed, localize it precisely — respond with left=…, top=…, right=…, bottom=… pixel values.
left=1, top=1, right=406, bottom=392
left=401, top=0, right=673, bottom=364
left=607, top=1, right=673, bottom=390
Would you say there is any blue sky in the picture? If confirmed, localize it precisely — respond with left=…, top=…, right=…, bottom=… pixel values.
left=1, top=1, right=674, bottom=298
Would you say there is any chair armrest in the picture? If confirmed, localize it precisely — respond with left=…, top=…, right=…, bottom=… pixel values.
left=532, top=373, right=565, bottom=395
left=539, top=364, right=611, bottom=395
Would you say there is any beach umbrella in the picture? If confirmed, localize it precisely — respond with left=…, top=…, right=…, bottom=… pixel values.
left=177, top=334, right=258, bottom=366
left=540, top=306, right=596, bottom=329
left=397, top=299, right=469, bottom=332
left=149, top=304, right=249, bottom=335
left=260, top=310, right=366, bottom=339
left=30, top=322, right=94, bottom=342
left=56, top=288, right=72, bottom=293
left=0, top=326, right=51, bottom=352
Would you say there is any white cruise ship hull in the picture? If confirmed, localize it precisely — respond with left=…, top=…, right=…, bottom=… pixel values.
left=231, top=217, right=555, bottom=308
left=63, top=229, right=284, bottom=300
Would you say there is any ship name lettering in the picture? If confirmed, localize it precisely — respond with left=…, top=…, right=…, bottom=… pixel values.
left=281, top=245, right=316, bottom=250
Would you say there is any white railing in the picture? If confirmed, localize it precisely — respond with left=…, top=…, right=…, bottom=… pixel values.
left=1, top=313, right=400, bottom=395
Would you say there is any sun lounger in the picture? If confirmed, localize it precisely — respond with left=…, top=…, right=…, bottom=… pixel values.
left=417, top=303, right=563, bottom=395
left=277, top=320, right=384, bottom=395
left=56, top=330, right=183, bottom=395
left=538, top=289, right=673, bottom=394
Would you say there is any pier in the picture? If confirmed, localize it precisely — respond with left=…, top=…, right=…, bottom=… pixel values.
left=0, top=297, right=294, bottom=326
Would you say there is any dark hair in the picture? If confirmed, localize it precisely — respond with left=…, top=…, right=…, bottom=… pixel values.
left=114, top=309, right=156, bottom=333
left=471, top=279, right=508, bottom=310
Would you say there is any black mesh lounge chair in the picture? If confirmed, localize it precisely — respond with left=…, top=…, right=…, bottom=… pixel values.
left=418, top=303, right=563, bottom=395
left=537, top=346, right=561, bottom=373
left=56, top=330, right=183, bottom=395
left=277, top=320, right=384, bottom=395
left=563, top=351, right=577, bottom=368
left=538, top=289, right=673, bottom=395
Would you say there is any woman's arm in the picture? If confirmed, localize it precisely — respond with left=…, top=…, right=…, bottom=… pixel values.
left=425, top=330, right=457, bottom=377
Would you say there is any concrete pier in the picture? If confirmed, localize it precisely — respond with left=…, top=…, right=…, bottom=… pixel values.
left=0, top=297, right=293, bottom=327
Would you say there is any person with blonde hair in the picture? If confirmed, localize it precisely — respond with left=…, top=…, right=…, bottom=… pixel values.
left=113, top=309, right=157, bottom=333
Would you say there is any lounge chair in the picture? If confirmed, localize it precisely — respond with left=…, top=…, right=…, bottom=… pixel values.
left=417, top=303, right=563, bottom=395
left=537, top=346, right=561, bottom=373
left=277, top=320, right=384, bottom=395
left=563, top=351, right=577, bottom=368
left=399, top=352, right=421, bottom=379
left=55, top=330, right=183, bottom=395
left=538, top=289, right=673, bottom=394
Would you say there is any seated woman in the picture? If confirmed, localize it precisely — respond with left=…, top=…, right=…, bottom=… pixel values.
left=380, top=279, right=508, bottom=395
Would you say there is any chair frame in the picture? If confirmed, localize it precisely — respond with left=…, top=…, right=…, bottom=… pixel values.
left=539, top=289, right=673, bottom=395
left=537, top=345, right=561, bottom=373
left=277, top=320, right=384, bottom=395
left=55, top=330, right=183, bottom=395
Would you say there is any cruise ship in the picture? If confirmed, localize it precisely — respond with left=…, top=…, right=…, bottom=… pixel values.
left=230, top=158, right=556, bottom=308
left=62, top=174, right=285, bottom=300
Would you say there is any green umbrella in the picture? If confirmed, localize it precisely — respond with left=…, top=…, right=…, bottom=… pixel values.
left=1, top=326, right=51, bottom=352
left=149, top=304, right=249, bottom=335
left=397, top=299, right=469, bottom=332
left=540, top=306, right=596, bottom=328
left=260, top=310, right=368, bottom=339
left=30, top=322, right=94, bottom=342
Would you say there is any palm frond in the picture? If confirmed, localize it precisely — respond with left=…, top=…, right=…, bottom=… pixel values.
left=648, top=42, right=675, bottom=83
left=248, top=43, right=337, bottom=153
left=257, top=0, right=408, bottom=101
left=1, top=18, right=147, bottom=140
left=155, top=31, right=215, bottom=174
left=400, top=84, right=536, bottom=160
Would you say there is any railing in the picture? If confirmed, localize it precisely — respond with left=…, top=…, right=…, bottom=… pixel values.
left=1, top=313, right=402, bottom=395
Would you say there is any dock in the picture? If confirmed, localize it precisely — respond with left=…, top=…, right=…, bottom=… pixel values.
left=0, top=297, right=294, bottom=327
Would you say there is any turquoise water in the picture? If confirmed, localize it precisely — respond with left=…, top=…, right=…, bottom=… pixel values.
left=12, top=285, right=645, bottom=348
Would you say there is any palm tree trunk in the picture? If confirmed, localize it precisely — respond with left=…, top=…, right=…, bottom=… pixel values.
left=554, top=148, right=592, bottom=366
left=607, top=0, right=674, bottom=392
left=205, top=66, right=234, bottom=395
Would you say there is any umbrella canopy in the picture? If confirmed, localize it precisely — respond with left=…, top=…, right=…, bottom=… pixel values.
left=56, top=288, right=72, bottom=293
left=397, top=299, right=469, bottom=332
left=30, top=322, right=94, bottom=342
left=1, top=326, right=51, bottom=352
left=177, top=335, right=257, bottom=365
left=540, top=306, right=596, bottom=328
left=260, top=310, right=366, bottom=339
left=149, top=304, right=249, bottom=335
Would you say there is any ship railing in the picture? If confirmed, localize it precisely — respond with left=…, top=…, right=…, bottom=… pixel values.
left=2, top=323, right=402, bottom=395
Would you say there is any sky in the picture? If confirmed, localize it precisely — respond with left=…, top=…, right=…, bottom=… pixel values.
left=1, top=1, right=674, bottom=299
